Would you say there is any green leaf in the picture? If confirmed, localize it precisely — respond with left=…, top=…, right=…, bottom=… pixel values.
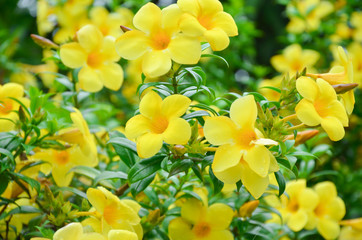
left=12, top=172, right=40, bottom=192
left=0, top=148, right=14, bottom=161
left=291, top=151, right=317, bottom=160
left=108, top=137, right=137, bottom=154
left=274, top=171, right=286, bottom=196
left=94, top=171, right=127, bottom=185
left=308, top=170, right=339, bottom=180
left=201, top=53, right=229, bottom=67
left=57, top=187, right=87, bottom=199
left=190, top=103, right=219, bottom=116
left=130, top=173, right=156, bottom=196
left=209, top=166, right=224, bottom=194
left=183, top=110, right=210, bottom=120
left=128, top=155, right=165, bottom=183
left=109, top=131, right=136, bottom=168
left=70, top=166, right=100, bottom=179
left=192, top=164, right=203, bottom=182
left=0, top=172, right=9, bottom=195
left=259, top=86, right=281, bottom=93
left=168, top=159, right=193, bottom=177
left=177, top=189, right=203, bottom=202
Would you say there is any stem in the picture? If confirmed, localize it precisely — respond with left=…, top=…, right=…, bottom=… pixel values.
left=287, top=123, right=305, bottom=131
left=172, top=74, right=178, bottom=94
left=72, top=72, right=79, bottom=108
left=282, top=114, right=297, bottom=122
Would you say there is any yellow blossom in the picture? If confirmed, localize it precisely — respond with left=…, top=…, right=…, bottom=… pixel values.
left=239, top=200, right=259, bottom=218
left=271, top=44, right=320, bottom=76
left=351, top=12, right=362, bottom=42
left=125, top=91, right=191, bottom=158
left=0, top=83, right=29, bottom=132
left=265, top=179, right=319, bottom=232
left=60, top=24, right=123, bottom=92
left=347, top=43, right=362, bottom=88
left=90, top=6, right=133, bottom=38
left=339, top=218, right=362, bottom=240
left=177, top=0, right=238, bottom=51
left=203, top=95, right=279, bottom=199
left=116, top=3, right=201, bottom=78
left=85, top=187, right=143, bottom=239
left=307, top=46, right=355, bottom=114
left=286, top=0, right=334, bottom=33
left=168, top=198, right=234, bottom=240
left=36, top=0, right=55, bottom=36
left=295, top=76, right=348, bottom=141
left=258, top=75, right=282, bottom=102
left=305, top=181, right=346, bottom=240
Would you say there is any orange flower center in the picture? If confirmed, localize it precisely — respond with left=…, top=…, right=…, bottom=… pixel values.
left=0, top=99, right=13, bottom=115
left=151, top=116, right=169, bottom=134
left=87, top=52, right=103, bottom=69
left=291, top=61, right=302, bottom=72
left=314, top=204, right=326, bottom=217
left=103, top=203, right=119, bottom=226
left=313, top=99, right=330, bottom=118
left=193, top=222, right=211, bottom=238
left=198, top=15, right=213, bottom=30
left=287, top=199, right=299, bottom=213
left=54, top=150, right=70, bottom=165
left=150, top=31, right=171, bottom=50
left=235, top=129, right=257, bottom=149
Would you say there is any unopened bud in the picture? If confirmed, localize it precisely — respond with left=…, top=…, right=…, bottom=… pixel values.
left=333, top=83, right=358, bottom=94
left=285, top=129, right=319, bottom=146
left=174, top=144, right=187, bottom=156
left=239, top=200, right=259, bottom=218
left=30, top=34, right=59, bottom=49
left=147, top=209, right=161, bottom=225
left=120, top=25, right=132, bottom=32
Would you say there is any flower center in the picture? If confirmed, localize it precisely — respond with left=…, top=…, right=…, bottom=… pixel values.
left=236, top=129, right=257, bottom=149
left=54, top=150, right=70, bottom=165
left=103, top=203, right=119, bottom=226
left=313, top=99, right=330, bottom=118
left=314, top=204, right=326, bottom=217
left=151, top=116, right=169, bottom=134
left=193, top=222, right=211, bottom=238
left=198, top=15, right=213, bottom=30
left=287, top=199, right=299, bottom=213
left=87, top=52, right=103, bottom=69
left=0, top=99, right=13, bottom=115
left=150, top=31, right=171, bottom=50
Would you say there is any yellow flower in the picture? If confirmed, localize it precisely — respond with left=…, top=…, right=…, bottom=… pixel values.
left=116, top=3, right=201, bottom=78
left=0, top=83, right=29, bottom=132
left=203, top=95, right=279, bottom=199
left=37, top=222, right=138, bottom=240
left=177, top=0, right=238, bottom=51
left=125, top=91, right=191, bottom=158
left=265, top=179, right=319, bottom=232
left=305, top=181, right=346, bottom=240
left=36, top=0, right=55, bottom=36
left=271, top=44, right=320, bottom=76
left=348, top=43, right=362, bottom=89
left=351, top=12, right=362, bottom=42
left=239, top=200, right=259, bottom=218
left=295, top=76, right=348, bottom=141
left=85, top=187, right=143, bottom=239
left=168, top=198, right=234, bottom=240
left=339, top=218, right=362, bottom=240
left=258, top=75, right=282, bottom=102
left=60, top=24, right=123, bottom=92
left=90, top=6, right=134, bottom=38
left=286, top=0, right=334, bottom=33
left=307, top=46, right=355, bottom=114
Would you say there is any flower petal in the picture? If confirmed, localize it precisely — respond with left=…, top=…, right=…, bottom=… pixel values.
left=269, top=153, right=279, bottom=173
left=108, top=230, right=138, bottom=240
left=133, top=3, right=161, bottom=34
left=99, top=63, right=124, bottom=91
left=214, top=162, right=242, bottom=184
left=180, top=198, right=204, bottom=224
left=244, top=145, right=270, bottom=178
left=77, top=25, right=103, bottom=52
left=240, top=162, right=269, bottom=199
left=271, top=55, right=288, bottom=72
left=125, top=115, right=151, bottom=139
left=52, top=164, right=73, bottom=187
left=295, top=99, right=321, bottom=126
left=298, top=188, right=319, bottom=210
left=206, top=203, right=234, bottom=230
left=136, top=132, right=163, bottom=158
left=320, top=116, right=345, bottom=141
left=296, top=76, right=318, bottom=101
left=101, top=36, right=120, bottom=62
left=78, top=66, right=103, bottom=92
left=177, top=0, right=200, bottom=17
left=316, top=78, right=337, bottom=102
left=116, top=30, right=149, bottom=60
left=213, top=12, right=238, bottom=36
left=168, top=35, right=201, bottom=64
left=162, top=4, right=182, bottom=32
left=86, top=188, right=107, bottom=213
left=60, top=42, right=87, bottom=68
left=199, top=0, right=223, bottom=15
left=207, top=230, right=234, bottom=240
left=161, top=94, right=191, bottom=118
left=142, top=50, right=172, bottom=78
left=287, top=210, right=308, bottom=232
left=317, top=218, right=340, bottom=240
left=53, top=223, right=83, bottom=240
left=0, top=83, right=24, bottom=98
left=204, top=116, right=237, bottom=145
left=163, top=118, right=191, bottom=144
left=168, top=217, right=194, bottom=240
left=139, top=91, right=162, bottom=119
left=204, top=28, right=230, bottom=51
left=326, top=197, right=346, bottom=221
left=230, top=95, right=257, bottom=129
left=212, top=144, right=243, bottom=172
left=314, top=181, right=337, bottom=202
left=180, top=14, right=206, bottom=37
